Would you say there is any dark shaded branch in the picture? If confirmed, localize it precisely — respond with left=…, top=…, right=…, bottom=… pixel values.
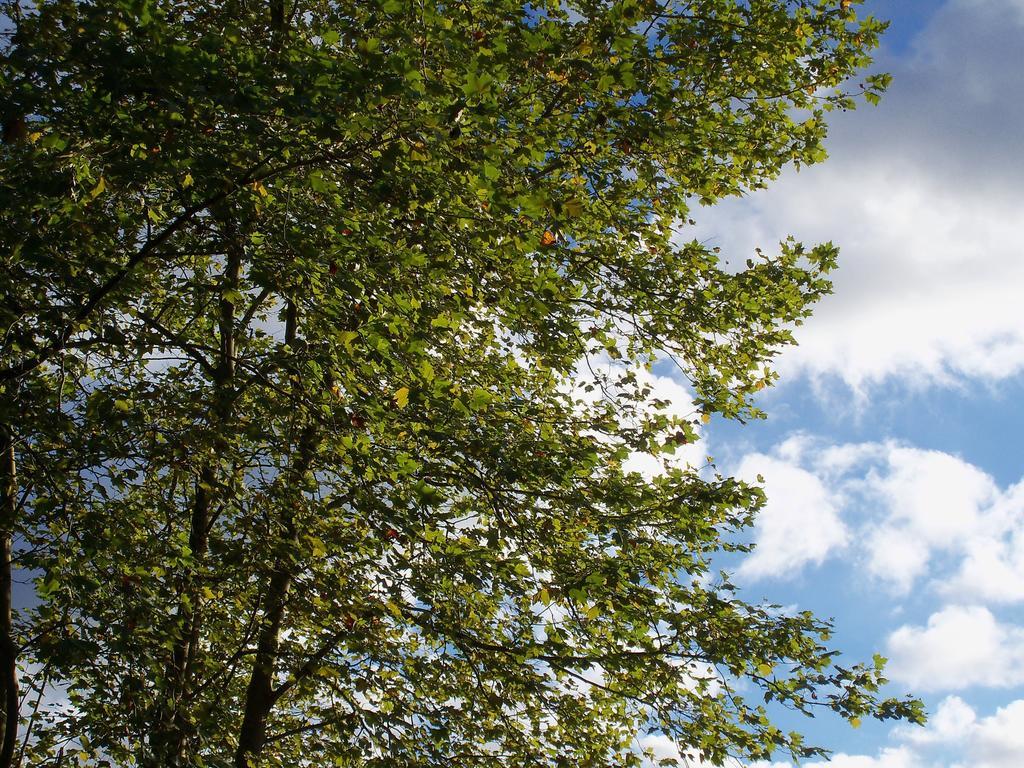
left=270, top=627, right=349, bottom=705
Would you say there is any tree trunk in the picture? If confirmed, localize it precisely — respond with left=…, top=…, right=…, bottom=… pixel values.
left=150, top=230, right=242, bottom=765
left=235, top=5, right=297, bottom=765
left=233, top=436, right=317, bottom=767
left=233, top=304, right=315, bottom=768
left=270, top=0, right=286, bottom=50
left=233, top=557, right=295, bottom=767
left=0, top=428, right=20, bottom=768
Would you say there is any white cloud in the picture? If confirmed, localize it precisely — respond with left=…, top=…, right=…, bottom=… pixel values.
left=748, top=746, right=923, bottom=768
left=694, top=159, right=1024, bottom=394
left=861, top=447, right=997, bottom=591
left=728, top=436, right=1024, bottom=602
left=569, top=356, right=706, bottom=480
left=898, top=695, right=976, bottom=745
left=733, top=451, right=849, bottom=581
left=635, top=734, right=721, bottom=768
left=850, top=445, right=1024, bottom=599
left=885, top=606, right=1024, bottom=690
left=688, top=0, right=1024, bottom=392
left=895, top=695, right=1024, bottom=768
left=621, top=369, right=706, bottom=478
left=873, top=448, right=996, bottom=546
left=969, top=699, right=1024, bottom=768
left=745, top=695, right=1024, bottom=768
left=863, top=526, right=931, bottom=594
left=941, top=480, right=1024, bottom=603
left=809, top=749, right=923, bottom=768
left=637, top=734, right=681, bottom=764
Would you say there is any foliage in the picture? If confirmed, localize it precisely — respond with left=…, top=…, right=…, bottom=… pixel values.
left=0, top=1, right=920, bottom=766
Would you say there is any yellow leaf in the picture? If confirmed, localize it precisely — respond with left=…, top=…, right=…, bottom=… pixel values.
left=540, top=230, right=557, bottom=247
left=701, top=413, right=711, bottom=424
left=183, top=172, right=194, bottom=188
left=394, top=386, right=410, bottom=409
left=88, top=176, right=106, bottom=200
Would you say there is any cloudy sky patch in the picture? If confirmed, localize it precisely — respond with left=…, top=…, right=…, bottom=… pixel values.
left=691, top=0, right=1024, bottom=394
left=675, top=1, right=1024, bottom=765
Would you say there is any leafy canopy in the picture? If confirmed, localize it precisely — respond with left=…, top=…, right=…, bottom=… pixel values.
left=0, top=1, right=919, bottom=767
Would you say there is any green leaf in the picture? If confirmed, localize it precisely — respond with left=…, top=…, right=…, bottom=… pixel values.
left=418, top=358, right=435, bottom=382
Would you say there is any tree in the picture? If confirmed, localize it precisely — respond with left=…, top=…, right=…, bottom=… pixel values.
left=0, top=0, right=921, bottom=766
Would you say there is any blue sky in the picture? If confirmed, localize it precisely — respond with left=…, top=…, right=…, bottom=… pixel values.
left=642, top=1, right=1024, bottom=765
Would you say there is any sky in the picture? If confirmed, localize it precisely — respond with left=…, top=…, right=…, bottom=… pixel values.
left=643, top=1, right=1024, bottom=765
